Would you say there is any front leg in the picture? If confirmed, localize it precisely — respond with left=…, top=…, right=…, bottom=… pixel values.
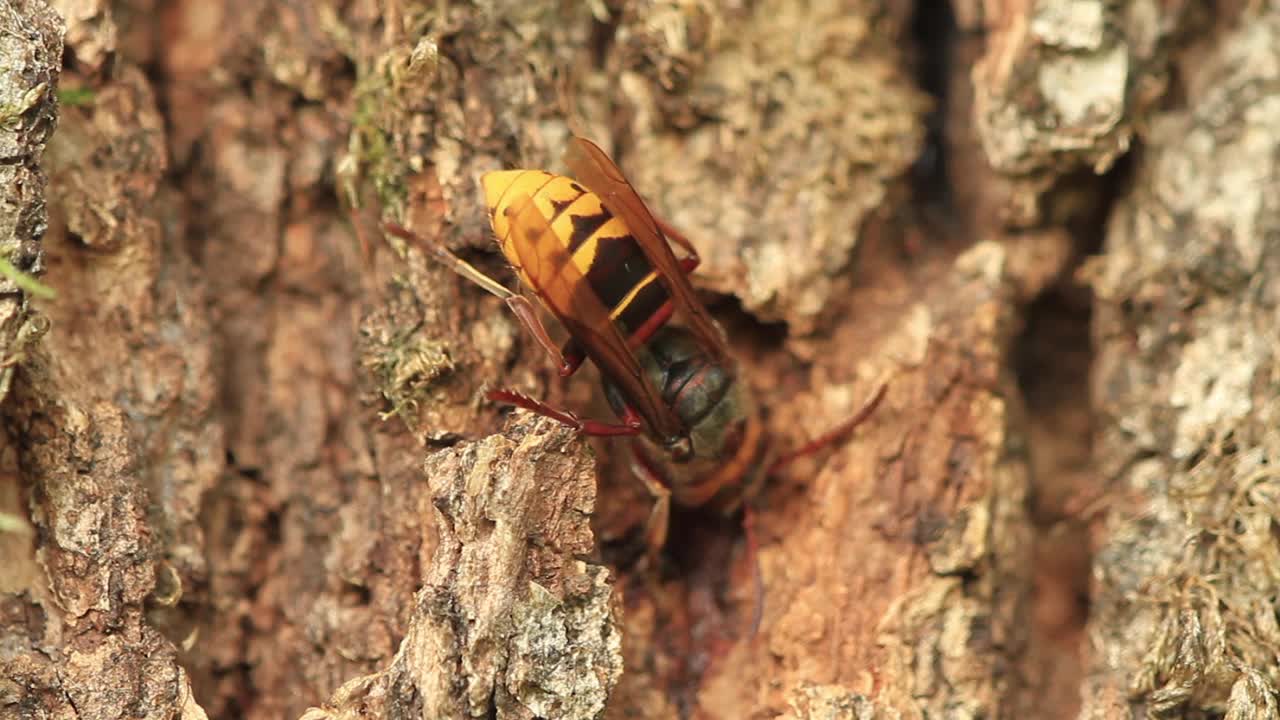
left=383, top=221, right=576, bottom=375
left=487, top=389, right=643, bottom=437
left=628, top=445, right=673, bottom=566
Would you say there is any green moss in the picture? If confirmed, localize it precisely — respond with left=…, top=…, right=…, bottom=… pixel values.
left=369, top=331, right=456, bottom=424
left=348, top=86, right=403, bottom=211
left=339, top=36, right=440, bottom=217
left=0, top=83, right=51, bottom=127
left=57, top=86, right=95, bottom=107
left=0, top=312, right=51, bottom=403
left=359, top=275, right=458, bottom=427
left=0, top=510, right=32, bottom=535
left=0, top=256, right=55, bottom=299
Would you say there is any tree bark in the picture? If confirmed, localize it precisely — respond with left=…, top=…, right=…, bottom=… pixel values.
left=1082, top=8, right=1280, bottom=719
left=2, top=1, right=1277, bottom=719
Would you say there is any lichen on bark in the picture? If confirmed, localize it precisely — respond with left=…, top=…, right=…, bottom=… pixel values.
left=1083, top=7, right=1280, bottom=717
left=612, top=0, right=930, bottom=331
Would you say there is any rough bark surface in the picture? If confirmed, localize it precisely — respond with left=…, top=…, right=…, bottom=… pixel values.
left=0, top=0, right=59, bottom=404
left=1, top=1, right=1276, bottom=719
left=1083, top=7, right=1280, bottom=718
left=301, top=417, right=619, bottom=720
left=1, top=2, right=213, bottom=718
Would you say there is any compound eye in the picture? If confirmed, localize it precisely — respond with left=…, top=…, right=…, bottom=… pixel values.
left=665, top=436, right=694, bottom=463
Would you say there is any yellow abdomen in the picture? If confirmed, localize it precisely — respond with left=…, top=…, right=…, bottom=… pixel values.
left=481, top=169, right=632, bottom=282
left=480, top=168, right=671, bottom=337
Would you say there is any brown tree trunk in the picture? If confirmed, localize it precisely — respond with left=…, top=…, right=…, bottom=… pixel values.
left=2, top=1, right=1277, bottom=719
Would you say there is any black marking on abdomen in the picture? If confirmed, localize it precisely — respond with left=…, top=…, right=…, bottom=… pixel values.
left=548, top=196, right=579, bottom=217
left=612, top=278, right=668, bottom=336
left=587, top=235, right=655, bottom=309
left=568, top=207, right=613, bottom=251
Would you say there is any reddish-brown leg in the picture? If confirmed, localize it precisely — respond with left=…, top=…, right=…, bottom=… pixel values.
left=501, top=295, right=574, bottom=375
left=488, top=389, right=643, bottom=437
left=383, top=221, right=576, bottom=375
left=768, top=381, right=889, bottom=474
left=729, top=381, right=886, bottom=637
left=385, top=221, right=648, bottom=435
left=558, top=342, right=589, bottom=378
left=740, top=505, right=765, bottom=638
left=654, top=216, right=703, bottom=268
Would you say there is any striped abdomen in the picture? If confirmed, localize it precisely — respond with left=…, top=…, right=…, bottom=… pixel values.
left=481, top=169, right=670, bottom=340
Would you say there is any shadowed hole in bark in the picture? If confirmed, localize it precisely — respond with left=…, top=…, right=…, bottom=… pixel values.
left=1012, top=153, right=1131, bottom=720
left=226, top=449, right=264, bottom=483
left=659, top=511, right=747, bottom=715
left=703, top=294, right=789, bottom=355
left=1015, top=278, right=1096, bottom=720
left=907, top=0, right=955, bottom=211
left=588, top=7, right=620, bottom=67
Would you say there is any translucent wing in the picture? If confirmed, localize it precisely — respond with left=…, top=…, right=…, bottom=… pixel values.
left=503, top=192, right=685, bottom=441
left=564, top=136, right=729, bottom=364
